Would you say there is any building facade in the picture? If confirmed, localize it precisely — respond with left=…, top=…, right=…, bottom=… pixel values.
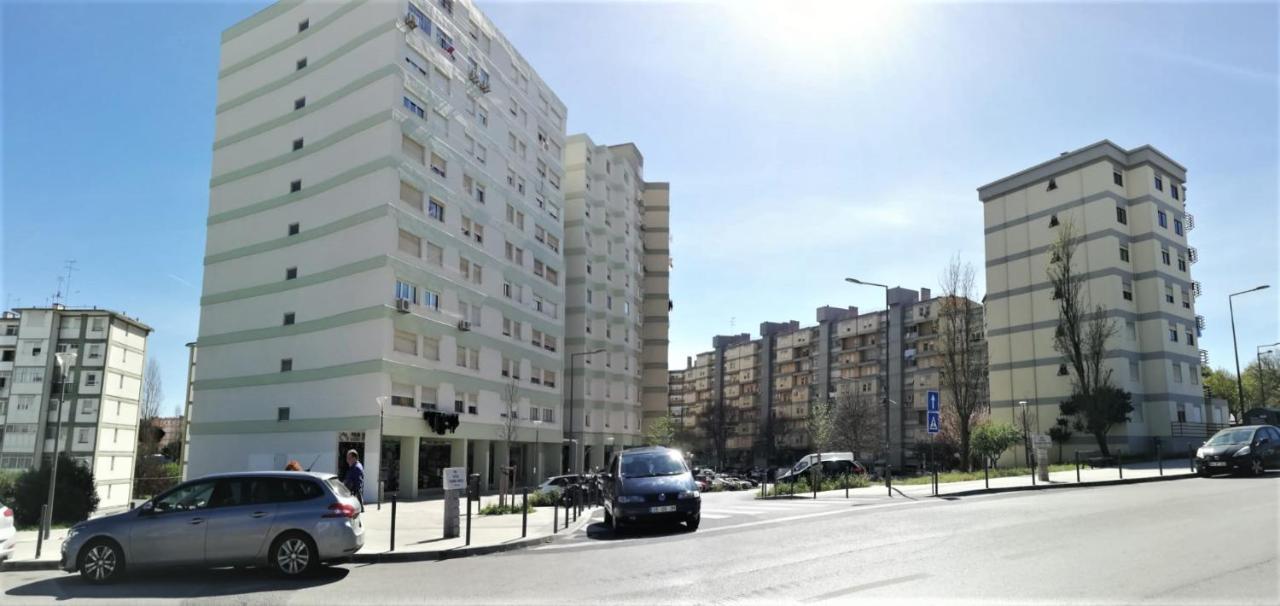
left=979, top=140, right=1216, bottom=456
left=561, top=135, right=670, bottom=472
left=671, top=292, right=984, bottom=470
left=190, top=0, right=570, bottom=500
left=0, top=307, right=151, bottom=512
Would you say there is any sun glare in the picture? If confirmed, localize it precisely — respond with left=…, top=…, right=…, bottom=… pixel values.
left=726, top=0, right=907, bottom=78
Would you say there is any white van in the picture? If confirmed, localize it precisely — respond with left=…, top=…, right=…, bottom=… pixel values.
left=775, top=452, right=866, bottom=482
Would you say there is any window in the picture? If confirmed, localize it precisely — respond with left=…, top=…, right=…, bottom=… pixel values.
left=392, top=383, right=415, bottom=407
left=298, top=19, right=309, bottom=32
left=1129, top=360, right=1140, bottom=382
left=426, top=242, right=443, bottom=266
left=290, top=179, right=302, bottom=193
left=403, top=96, right=426, bottom=119
left=285, top=267, right=298, bottom=280
left=1161, top=247, right=1170, bottom=265
left=1113, top=171, right=1124, bottom=186
left=423, top=336, right=440, bottom=360
left=401, top=182, right=423, bottom=211
left=1168, top=327, right=1178, bottom=342
left=394, top=330, right=418, bottom=355
left=475, top=182, right=486, bottom=203
left=1125, top=320, right=1137, bottom=341
left=477, top=106, right=488, bottom=126
left=428, top=199, right=445, bottom=222
left=278, top=407, right=290, bottom=421
left=283, top=312, right=295, bottom=326
left=430, top=153, right=447, bottom=178
left=1046, top=178, right=1057, bottom=191
left=1171, top=184, right=1179, bottom=200
left=543, top=369, right=556, bottom=388
left=288, top=222, right=300, bottom=236
left=1181, top=288, right=1191, bottom=309
left=292, top=137, right=304, bottom=152
left=1177, top=255, right=1187, bottom=272
left=1158, top=210, right=1168, bottom=228
left=423, top=290, right=440, bottom=310
left=1116, top=207, right=1127, bottom=224
left=1154, top=175, right=1163, bottom=191
left=505, top=242, right=524, bottom=265
left=1122, top=279, right=1133, bottom=301
left=1186, top=328, right=1195, bottom=346
left=1172, top=363, right=1183, bottom=383
left=281, top=358, right=293, bottom=372
left=421, top=387, right=438, bottom=409
left=1057, top=364, right=1068, bottom=376
left=395, top=280, right=418, bottom=303
left=296, top=57, right=307, bottom=71
left=403, top=136, right=425, bottom=163
left=294, top=97, right=306, bottom=110
left=1165, top=284, right=1175, bottom=304
left=1174, top=219, right=1183, bottom=235
left=1119, top=246, right=1129, bottom=263
left=85, top=373, right=97, bottom=387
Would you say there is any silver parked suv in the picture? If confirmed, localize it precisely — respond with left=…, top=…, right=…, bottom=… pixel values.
left=61, top=471, right=364, bottom=583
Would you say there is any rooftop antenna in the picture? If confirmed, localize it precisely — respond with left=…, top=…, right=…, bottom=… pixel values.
left=50, top=260, right=78, bottom=307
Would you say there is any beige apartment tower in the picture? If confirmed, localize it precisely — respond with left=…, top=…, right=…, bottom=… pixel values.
left=980, top=141, right=1218, bottom=457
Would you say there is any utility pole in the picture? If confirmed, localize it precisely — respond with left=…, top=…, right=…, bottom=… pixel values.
left=43, top=352, right=78, bottom=540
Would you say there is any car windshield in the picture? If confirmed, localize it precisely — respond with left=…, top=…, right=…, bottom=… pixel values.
left=1207, top=429, right=1255, bottom=445
left=620, top=452, right=687, bottom=478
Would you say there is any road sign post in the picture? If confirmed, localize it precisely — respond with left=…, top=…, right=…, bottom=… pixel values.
left=442, top=466, right=466, bottom=539
left=1031, top=434, right=1052, bottom=482
left=926, top=391, right=940, bottom=495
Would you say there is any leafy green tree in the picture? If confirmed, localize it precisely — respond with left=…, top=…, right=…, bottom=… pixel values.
left=642, top=415, right=677, bottom=447
left=1203, top=367, right=1240, bottom=418
left=13, top=454, right=99, bottom=526
left=1059, top=385, right=1133, bottom=454
left=970, top=422, right=1022, bottom=467
left=1047, top=418, right=1074, bottom=463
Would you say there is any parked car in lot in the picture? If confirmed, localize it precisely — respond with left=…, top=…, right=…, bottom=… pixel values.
left=602, top=446, right=701, bottom=532
left=0, top=501, right=15, bottom=563
left=776, top=452, right=868, bottom=483
left=60, top=471, right=364, bottom=583
left=536, top=474, right=583, bottom=496
left=1195, top=425, right=1280, bottom=476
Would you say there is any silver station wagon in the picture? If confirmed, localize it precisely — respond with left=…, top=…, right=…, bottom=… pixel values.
left=61, top=471, right=364, bottom=583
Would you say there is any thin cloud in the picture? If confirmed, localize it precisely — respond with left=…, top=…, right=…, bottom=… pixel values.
left=1137, top=48, right=1277, bottom=86
left=166, top=273, right=197, bottom=290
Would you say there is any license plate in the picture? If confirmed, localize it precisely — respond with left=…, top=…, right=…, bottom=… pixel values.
left=649, top=505, right=677, bottom=513
left=1209, top=462, right=1227, bottom=467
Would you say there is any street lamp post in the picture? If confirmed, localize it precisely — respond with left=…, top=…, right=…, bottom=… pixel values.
left=375, top=396, right=389, bottom=502
left=1228, top=285, right=1270, bottom=422
left=43, top=352, right=78, bottom=541
left=845, top=278, right=892, bottom=477
left=1257, top=342, right=1280, bottom=409
left=531, top=418, right=543, bottom=485
left=567, top=348, right=604, bottom=474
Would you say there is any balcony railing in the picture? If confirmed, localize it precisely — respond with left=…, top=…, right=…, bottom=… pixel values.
left=1188, top=247, right=1199, bottom=264
left=1185, top=213, right=1195, bottom=231
left=1199, top=349, right=1210, bottom=365
left=1170, top=421, right=1228, bottom=438
left=1196, top=315, right=1206, bottom=331
left=1191, top=281, right=1203, bottom=298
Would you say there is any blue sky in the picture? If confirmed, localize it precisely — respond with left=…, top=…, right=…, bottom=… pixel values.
left=2, top=1, right=1277, bottom=415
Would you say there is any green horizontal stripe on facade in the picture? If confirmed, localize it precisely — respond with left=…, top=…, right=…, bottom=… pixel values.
left=198, top=305, right=389, bottom=346
left=206, top=205, right=389, bottom=265
left=386, top=258, right=565, bottom=339
left=201, top=256, right=389, bottom=306
left=217, top=20, right=397, bottom=114
left=208, top=155, right=398, bottom=225
left=220, top=1, right=366, bottom=78
left=211, top=111, right=391, bottom=187
left=191, top=415, right=380, bottom=436
left=221, top=0, right=302, bottom=42
left=194, top=358, right=562, bottom=409
left=215, top=65, right=399, bottom=150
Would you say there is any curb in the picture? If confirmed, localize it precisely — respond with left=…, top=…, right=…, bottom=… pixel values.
left=939, top=471, right=1197, bottom=498
left=0, top=507, right=601, bottom=572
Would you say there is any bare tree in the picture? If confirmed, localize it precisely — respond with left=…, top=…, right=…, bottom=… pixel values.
left=496, top=378, right=521, bottom=506
left=829, top=391, right=881, bottom=460
left=137, top=358, right=165, bottom=456
left=804, top=400, right=834, bottom=453
left=937, top=255, right=989, bottom=470
left=1048, top=221, right=1128, bottom=455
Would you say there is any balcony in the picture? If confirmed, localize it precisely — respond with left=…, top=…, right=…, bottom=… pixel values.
left=1191, top=281, right=1203, bottom=298
left=1185, top=213, right=1195, bottom=231
left=1187, top=247, right=1199, bottom=264
left=1199, top=349, right=1210, bottom=365
left=1195, top=315, right=1205, bottom=331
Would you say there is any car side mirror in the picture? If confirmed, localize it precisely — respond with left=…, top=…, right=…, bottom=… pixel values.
left=1258, top=437, right=1271, bottom=446
left=139, top=501, right=155, bottom=515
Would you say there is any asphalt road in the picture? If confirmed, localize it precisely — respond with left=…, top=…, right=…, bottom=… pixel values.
left=4, top=474, right=1277, bottom=605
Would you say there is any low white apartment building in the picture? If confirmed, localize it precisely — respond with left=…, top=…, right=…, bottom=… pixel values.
left=0, top=307, right=151, bottom=512
left=190, top=0, right=570, bottom=499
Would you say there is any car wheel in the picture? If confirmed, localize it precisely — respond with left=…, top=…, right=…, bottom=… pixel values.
left=686, top=514, right=700, bottom=532
left=603, top=509, right=613, bottom=526
left=1250, top=457, right=1265, bottom=476
left=78, top=539, right=124, bottom=584
left=270, top=532, right=318, bottom=577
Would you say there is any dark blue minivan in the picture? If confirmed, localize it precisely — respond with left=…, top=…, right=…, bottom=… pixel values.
left=602, top=446, right=701, bottom=532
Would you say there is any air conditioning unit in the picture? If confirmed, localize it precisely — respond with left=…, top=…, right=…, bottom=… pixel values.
left=396, top=298, right=412, bottom=313
left=457, top=319, right=472, bottom=331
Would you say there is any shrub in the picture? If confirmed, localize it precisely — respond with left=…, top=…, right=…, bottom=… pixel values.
left=763, top=474, right=869, bottom=497
left=526, top=490, right=558, bottom=507
left=479, top=501, right=535, bottom=515
left=134, top=459, right=181, bottom=499
left=0, top=471, right=19, bottom=505
left=13, top=454, right=99, bottom=527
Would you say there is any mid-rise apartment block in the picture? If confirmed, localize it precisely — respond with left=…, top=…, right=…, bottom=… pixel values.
left=561, top=135, right=670, bottom=472
left=979, top=141, right=1217, bottom=455
left=0, top=307, right=151, bottom=512
left=190, top=0, right=570, bottom=499
left=670, top=292, right=984, bottom=469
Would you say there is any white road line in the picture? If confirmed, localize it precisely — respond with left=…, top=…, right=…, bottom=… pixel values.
left=699, top=513, right=731, bottom=519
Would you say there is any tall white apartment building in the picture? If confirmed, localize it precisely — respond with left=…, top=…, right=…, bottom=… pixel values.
left=980, top=141, right=1217, bottom=456
left=0, top=307, right=151, bottom=512
left=190, top=0, right=569, bottom=499
left=561, top=136, right=670, bottom=472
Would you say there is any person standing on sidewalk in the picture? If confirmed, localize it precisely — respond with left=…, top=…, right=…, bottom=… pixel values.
left=344, top=449, right=365, bottom=511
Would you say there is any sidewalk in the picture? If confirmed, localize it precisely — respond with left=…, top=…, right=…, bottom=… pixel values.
left=1, top=492, right=595, bottom=571
left=760, top=457, right=1197, bottom=501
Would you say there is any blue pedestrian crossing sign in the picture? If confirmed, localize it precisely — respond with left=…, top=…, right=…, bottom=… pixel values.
left=926, top=390, right=940, bottom=413
left=927, top=411, right=941, bottom=434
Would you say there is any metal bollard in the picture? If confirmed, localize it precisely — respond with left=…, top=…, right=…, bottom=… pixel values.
left=554, top=499, right=559, bottom=533
left=521, top=488, right=528, bottom=538
left=34, top=504, right=47, bottom=558
left=886, top=464, right=892, bottom=497
left=1189, top=444, right=1196, bottom=472
left=1118, top=451, right=1123, bottom=480
left=465, top=495, right=472, bottom=546
left=845, top=473, right=849, bottom=499
left=984, top=457, right=990, bottom=490
left=390, top=493, right=397, bottom=552
left=1157, top=441, right=1164, bottom=476
left=1075, top=451, right=1081, bottom=483
left=378, top=480, right=383, bottom=511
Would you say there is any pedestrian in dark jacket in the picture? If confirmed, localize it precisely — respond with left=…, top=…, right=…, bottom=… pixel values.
left=344, top=449, right=365, bottom=510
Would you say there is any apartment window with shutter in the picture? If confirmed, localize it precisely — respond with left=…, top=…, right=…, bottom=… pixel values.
left=283, top=312, right=295, bottom=326
left=1122, top=279, right=1133, bottom=301
left=298, top=19, right=309, bottom=32
left=1119, top=246, right=1129, bottom=263
left=398, top=230, right=422, bottom=257
left=1129, top=360, right=1140, bottom=382
left=290, top=180, right=302, bottom=193
left=280, top=358, right=293, bottom=372
left=426, top=242, right=443, bottom=266
left=285, top=267, right=298, bottom=280
left=1158, top=210, right=1168, bottom=228
left=288, top=222, right=300, bottom=236
left=430, top=153, right=447, bottom=178
left=294, top=97, right=306, bottom=110
left=400, top=182, right=424, bottom=211
left=296, top=57, right=307, bottom=70
left=428, top=199, right=445, bottom=222
left=402, top=136, right=425, bottom=163
left=394, top=330, right=418, bottom=355
left=1161, top=246, right=1170, bottom=265
left=1116, top=207, right=1127, bottom=224
left=422, top=336, right=440, bottom=360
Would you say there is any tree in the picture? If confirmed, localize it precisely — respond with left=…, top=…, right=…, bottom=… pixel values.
left=937, top=254, right=988, bottom=471
left=1048, top=221, right=1128, bottom=455
left=495, top=378, right=521, bottom=506
left=970, top=422, right=1022, bottom=468
left=137, top=358, right=164, bottom=457
left=829, top=391, right=881, bottom=460
left=13, top=454, right=99, bottom=526
left=643, top=415, right=677, bottom=447
left=1047, top=417, right=1074, bottom=464
left=1059, top=385, right=1133, bottom=454
left=805, top=400, right=834, bottom=452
